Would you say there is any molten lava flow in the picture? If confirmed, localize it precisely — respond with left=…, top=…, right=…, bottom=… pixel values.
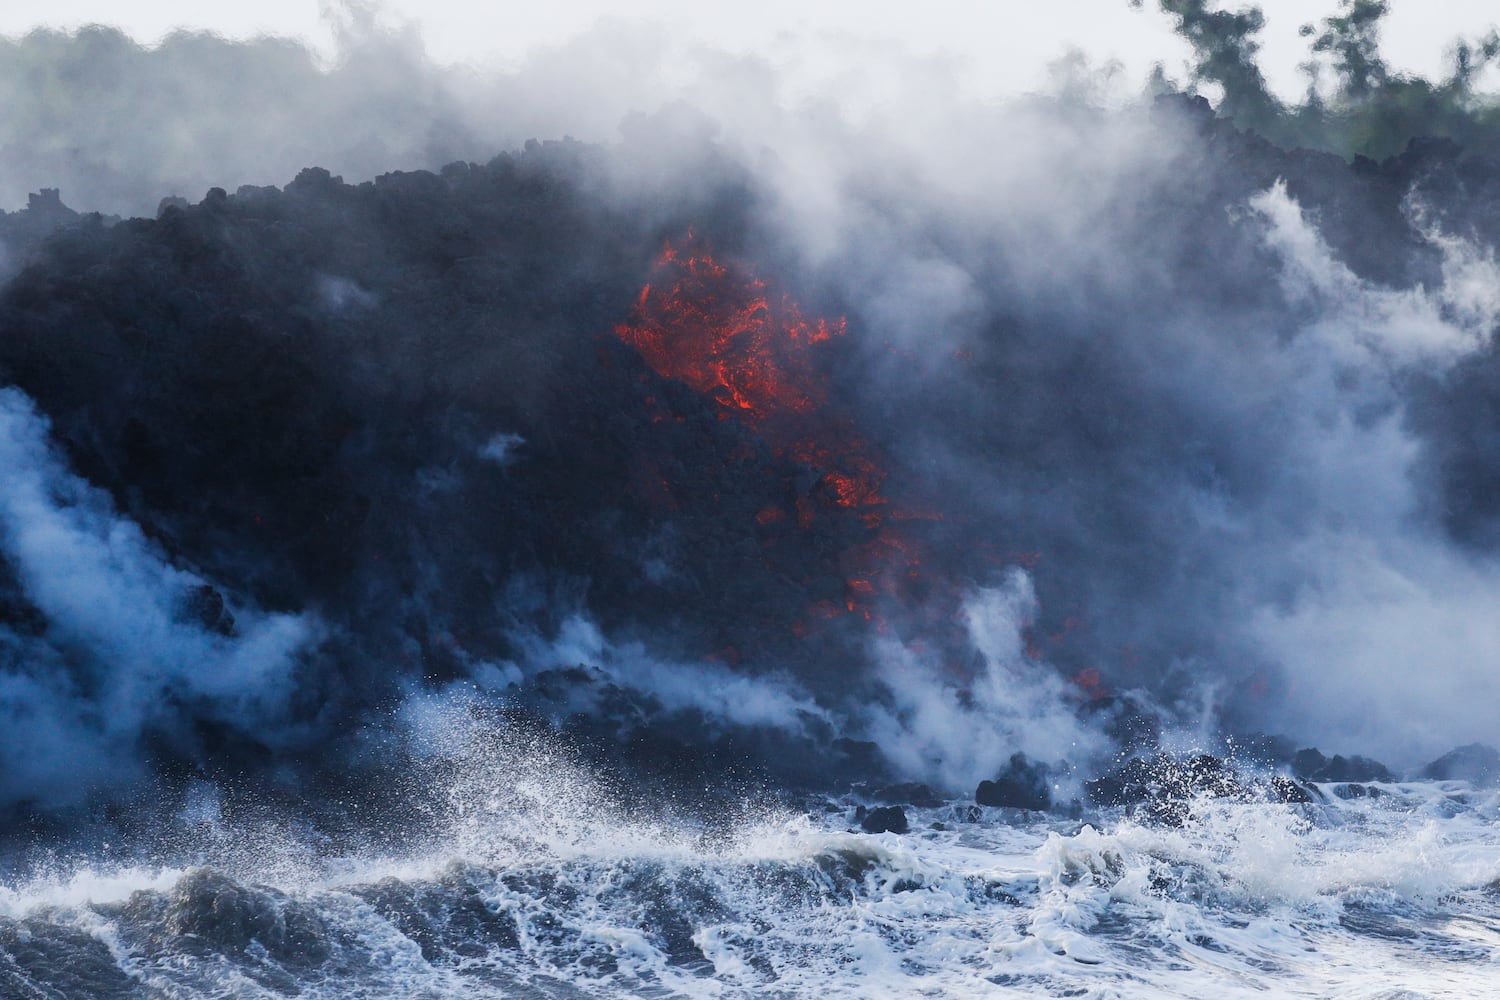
left=616, top=240, right=843, bottom=425
left=615, top=235, right=924, bottom=624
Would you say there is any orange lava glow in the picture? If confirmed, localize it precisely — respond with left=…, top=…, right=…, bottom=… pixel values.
left=616, top=239, right=844, bottom=425
left=615, top=234, right=925, bottom=625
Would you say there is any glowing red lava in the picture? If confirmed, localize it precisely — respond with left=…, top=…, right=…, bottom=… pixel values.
left=615, top=239, right=843, bottom=425
left=615, top=234, right=924, bottom=624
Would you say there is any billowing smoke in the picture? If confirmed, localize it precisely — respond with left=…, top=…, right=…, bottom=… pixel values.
left=0, top=388, right=319, bottom=807
left=4, top=10, right=1500, bottom=834
left=865, top=571, right=1106, bottom=792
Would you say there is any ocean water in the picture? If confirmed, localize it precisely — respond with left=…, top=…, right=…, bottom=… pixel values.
left=3, top=725, right=1498, bottom=999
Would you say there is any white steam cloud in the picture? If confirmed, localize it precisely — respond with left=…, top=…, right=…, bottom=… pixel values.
left=0, top=388, right=320, bottom=805
left=865, top=571, right=1105, bottom=791
left=1252, top=181, right=1500, bottom=365
left=1228, top=184, right=1500, bottom=764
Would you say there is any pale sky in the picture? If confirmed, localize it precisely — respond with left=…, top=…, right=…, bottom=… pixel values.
left=2, top=2, right=1498, bottom=102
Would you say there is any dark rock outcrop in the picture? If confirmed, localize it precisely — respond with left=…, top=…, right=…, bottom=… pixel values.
left=1292, top=748, right=1393, bottom=783
left=860, top=805, right=909, bottom=834
left=1422, top=744, right=1500, bottom=786
left=976, top=754, right=1051, bottom=811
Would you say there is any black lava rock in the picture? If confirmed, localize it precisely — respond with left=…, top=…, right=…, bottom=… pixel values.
left=1423, top=744, right=1500, bottom=786
left=1292, top=748, right=1392, bottom=783
left=975, top=754, right=1050, bottom=810
left=1181, top=754, right=1241, bottom=798
left=860, top=805, right=908, bottom=834
left=1261, top=775, right=1319, bottom=804
left=1324, top=755, right=1392, bottom=783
